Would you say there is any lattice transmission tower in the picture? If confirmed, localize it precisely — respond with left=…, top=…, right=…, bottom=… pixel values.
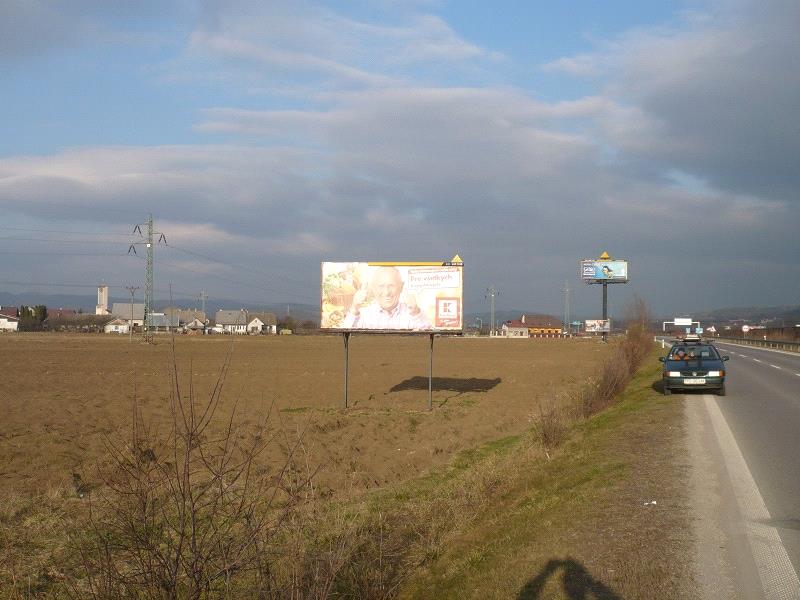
left=129, top=214, right=167, bottom=343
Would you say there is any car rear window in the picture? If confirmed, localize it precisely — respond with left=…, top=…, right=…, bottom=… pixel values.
left=668, top=344, right=719, bottom=359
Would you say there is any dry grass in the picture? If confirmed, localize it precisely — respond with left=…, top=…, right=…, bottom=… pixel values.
left=0, top=327, right=670, bottom=598
left=399, top=352, right=696, bottom=599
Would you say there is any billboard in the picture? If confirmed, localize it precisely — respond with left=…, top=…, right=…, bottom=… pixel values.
left=580, top=259, right=628, bottom=283
left=585, top=319, right=610, bottom=333
left=673, top=317, right=692, bottom=326
left=321, top=259, right=463, bottom=332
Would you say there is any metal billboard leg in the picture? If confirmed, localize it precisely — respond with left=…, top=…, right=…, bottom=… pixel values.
left=429, top=333, right=434, bottom=411
left=602, top=282, right=608, bottom=343
left=343, top=332, right=350, bottom=409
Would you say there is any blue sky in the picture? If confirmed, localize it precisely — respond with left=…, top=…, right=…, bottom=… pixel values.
left=1, top=0, right=798, bottom=317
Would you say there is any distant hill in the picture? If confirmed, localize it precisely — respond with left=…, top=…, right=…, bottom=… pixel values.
left=694, top=305, right=800, bottom=325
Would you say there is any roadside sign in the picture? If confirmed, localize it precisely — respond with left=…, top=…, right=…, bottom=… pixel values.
left=696, top=327, right=703, bottom=334
left=674, top=317, right=692, bottom=326
left=685, top=327, right=691, bottom=334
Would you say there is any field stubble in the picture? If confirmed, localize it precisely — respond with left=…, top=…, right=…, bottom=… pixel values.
left=0, top=333, right=606, bottom=498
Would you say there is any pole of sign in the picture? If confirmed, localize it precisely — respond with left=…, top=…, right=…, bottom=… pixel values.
left=429, top=333, right=434, bottom=410
left=602, top=281, right=608, bottom=343
left=343, top=332, right=350, bottom=409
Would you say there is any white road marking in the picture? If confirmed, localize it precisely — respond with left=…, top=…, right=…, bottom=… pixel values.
left=753, top=358, right=762, bottom=363
left=715, top=341, right=800, bottom=358
left=740, top=355, right=748, bottom=358
left=770, top=364, right=781, bottom=370
left=703, top=395, right=800, bottom=598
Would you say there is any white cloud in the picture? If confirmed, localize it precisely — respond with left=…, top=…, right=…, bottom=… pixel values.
left=541, top=54, right=600, bottom=77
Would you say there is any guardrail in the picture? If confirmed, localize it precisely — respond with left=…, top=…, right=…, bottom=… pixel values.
left=715, top=337, right=800, bottom=353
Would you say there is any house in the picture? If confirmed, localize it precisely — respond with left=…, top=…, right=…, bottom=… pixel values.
left=179, top=309, right=206, bottom=324
left=214, top=309, right=248, bottom=334
left=104, top=317, right=130, bottom=334
left=520, top=314, right=563, bottom=336
left=146, top=313, right=181, bottom=331
left=112, top=303, right=145, bottom=327
left=501, top=320, right=529, bottom=338
left=247, top=312, right=278, bottom=334
left=50, top=308, right=77, bottom=319
left=184, top=317, right=206, bottom=335
left=0, top=314, right=20, bottom=331
left=0, top=307, right=19, bottom=318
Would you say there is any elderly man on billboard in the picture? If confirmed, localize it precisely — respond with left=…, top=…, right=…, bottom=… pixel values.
left=342, top=266, right=431, bottom=330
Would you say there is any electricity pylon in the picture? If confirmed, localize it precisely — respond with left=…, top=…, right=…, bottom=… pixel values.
left=129, top=214, right=167, bottom=343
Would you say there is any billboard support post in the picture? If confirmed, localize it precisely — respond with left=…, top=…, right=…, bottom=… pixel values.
left=343, top=332, right=350, bottom=409
left=428, top=333, right=434, bottom=411
left=602, top=282, right=608, bottom=343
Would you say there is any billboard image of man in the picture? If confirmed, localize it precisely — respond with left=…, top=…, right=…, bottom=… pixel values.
left=342, top=266, right=432, bottom=330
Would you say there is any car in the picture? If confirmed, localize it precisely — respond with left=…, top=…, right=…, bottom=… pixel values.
left=659, top=335, right=729, bottom=396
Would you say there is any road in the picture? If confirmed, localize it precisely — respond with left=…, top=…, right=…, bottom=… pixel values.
left=678, top=340, right=800, bottom=598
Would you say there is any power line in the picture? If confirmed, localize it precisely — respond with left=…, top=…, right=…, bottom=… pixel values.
left=0, top=227, right=132, bottom=236
left=0, top=236, right=132, bottom=245
left=165, top=243, right=314, bottom=292
left=0, top=251, right=130, bottom=257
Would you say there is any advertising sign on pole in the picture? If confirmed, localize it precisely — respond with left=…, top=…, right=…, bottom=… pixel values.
left=321, top=257, right=463, bottom=332
left=585, top=319, right=611, bottom=333
left=674, top=317, right=692, bottom=327
left=580, top=259, right=629, bottom=283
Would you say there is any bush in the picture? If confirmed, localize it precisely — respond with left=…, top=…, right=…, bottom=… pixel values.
left=72, top=342, right=310, bottom=598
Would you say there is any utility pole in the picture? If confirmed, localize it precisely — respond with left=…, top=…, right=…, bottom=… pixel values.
left=199, top=290, right=208, bottom=321
left=563, top=281, right=571, bottom=336
left=129, top=214, right=166, bottom=343
left=485, top=286, right=499, bottom=336
left=125, top=285, right=139, bottom=343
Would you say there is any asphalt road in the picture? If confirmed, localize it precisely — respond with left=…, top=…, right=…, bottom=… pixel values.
left=713, top=343, right=800, bottom=574
left=673, top=339, right=800, bottom=598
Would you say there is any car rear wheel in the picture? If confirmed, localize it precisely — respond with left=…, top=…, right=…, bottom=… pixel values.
left=717, top=384, right=726, bottom=397
left=663, top=385, right=671, bottom=396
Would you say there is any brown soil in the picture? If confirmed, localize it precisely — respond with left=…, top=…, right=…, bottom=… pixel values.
left=0, top=334, right=606, bottom=498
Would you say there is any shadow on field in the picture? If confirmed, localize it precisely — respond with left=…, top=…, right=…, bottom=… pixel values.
left=517, top=558, right=622, bottom=600
left=389, top=376, right=501, bottom=395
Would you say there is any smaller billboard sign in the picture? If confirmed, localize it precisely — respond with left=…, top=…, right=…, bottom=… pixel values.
left=696, top=327, right=704, bottom=334
left=585, top=319, right=610, bottom=333
left=580, top=259, right=628, bottom=283
left=674, top=317, right=692, bottom=326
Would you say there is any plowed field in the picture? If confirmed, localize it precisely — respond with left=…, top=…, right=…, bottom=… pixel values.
left=0, top=334, right=606, bottom=497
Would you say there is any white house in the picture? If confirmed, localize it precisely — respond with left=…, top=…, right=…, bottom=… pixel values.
left=184, top=317, right=205, bottom=334
left=214, top=309, right=248, bottom=334
left=0, top=314, right=20, bottom=331
left=104, top=317, right=130, bottom=334
left=111, top=302, right=145, bottom=327
left=246, top=314, right=277, bottom=334
left=247, top=317, right=265, bottom=334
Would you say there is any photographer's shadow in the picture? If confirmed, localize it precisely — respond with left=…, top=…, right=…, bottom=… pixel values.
left=518, top=557, right=622, bottom=600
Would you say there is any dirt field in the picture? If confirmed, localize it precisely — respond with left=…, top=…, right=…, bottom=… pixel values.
left=0, top=333, right=607, bottom=498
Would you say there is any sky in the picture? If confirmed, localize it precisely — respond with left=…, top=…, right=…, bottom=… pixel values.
left=1, top=0, right=798, bottom=319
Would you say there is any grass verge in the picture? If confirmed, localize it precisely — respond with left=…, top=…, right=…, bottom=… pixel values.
left=395, top=349, right=695, bottom=599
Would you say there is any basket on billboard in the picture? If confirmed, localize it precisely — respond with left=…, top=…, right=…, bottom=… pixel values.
left=321, top=257, right=463, bottom=332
